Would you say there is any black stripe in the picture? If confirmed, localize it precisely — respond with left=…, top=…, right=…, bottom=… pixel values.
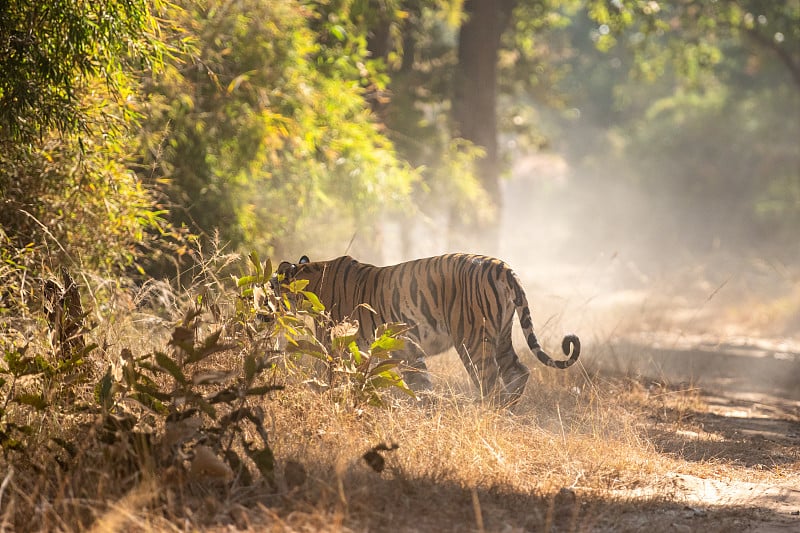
left=419, top=291, right=436, bottom=326
left=519, top=307, right=532, bottom=330
left=409, top=273, right=419, bottom=306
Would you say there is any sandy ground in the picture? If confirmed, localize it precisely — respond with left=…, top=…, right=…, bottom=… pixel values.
left=501, top=247, right=800, bottom=530
left=604, top=336, right=800, bottom=531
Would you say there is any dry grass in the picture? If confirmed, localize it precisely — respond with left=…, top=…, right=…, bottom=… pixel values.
left=1, top=260, right=798, bottom=532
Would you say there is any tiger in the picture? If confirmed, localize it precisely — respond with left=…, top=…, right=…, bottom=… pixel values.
left=274, top=253, right=580, bottom=404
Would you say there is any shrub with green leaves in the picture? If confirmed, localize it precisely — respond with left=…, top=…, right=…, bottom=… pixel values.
left=264, top=256, right=415, bottom=407
left=92, top=304, right=282, bottom=487
left=0, top=249, right=414, bottom=521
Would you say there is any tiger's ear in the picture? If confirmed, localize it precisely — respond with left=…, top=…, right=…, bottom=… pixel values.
left=277, top=261, right=297, bottom=278
left=299, top=255, right=310, bottom=264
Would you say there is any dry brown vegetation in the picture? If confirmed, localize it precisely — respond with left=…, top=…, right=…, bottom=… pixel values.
left=1, top=252, right=798, bottom=532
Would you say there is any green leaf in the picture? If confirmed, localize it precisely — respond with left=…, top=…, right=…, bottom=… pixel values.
left=300, top=290, right=325, bottom=312
left=264, top=258, right=273, bottom=278
left=0, top=438, right=24, bottom=452
left=58, top=342, right=98, bottom=372
left=285, top=339, right=328, bottom=360
left=94, top=367, right=114, bottom=409
left=331, top=327, right=358, bottom=352
left=129, top=391, right=168, bottom=414
left=395, top=379, right=416, bottom=398
left=13, top=393, right=48, bottom=410
left=136, top=360, right=162, bottom=375
left=368, top=358, right=404, bottom=377
left=330, top=24, right=347, bottom=41
left=236, top=274, right=258, bottom=288
left=277, top=314, right=309, bottom=328
left=244, top=354, right=257, bottom=381
left=4, top=349, right=47, bottom=377
left=368, top=375, right=415, bottom=397
left=155, top=351, right=188, bottom=385
left=249, top=250, right=263, bottom=278
left=348, top=341, right=362, bottom=365
left=287, top=279, right=309, bottom=292
left=370, top=334, right=405, bottom=357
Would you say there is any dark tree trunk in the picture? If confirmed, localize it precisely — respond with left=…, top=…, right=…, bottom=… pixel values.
left=450, top=0, right=516, bottom=254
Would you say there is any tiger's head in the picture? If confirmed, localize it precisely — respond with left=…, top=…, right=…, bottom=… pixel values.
left=273, top=255, right=309, bottom=281
left=270, top=255, right=311, bottom=295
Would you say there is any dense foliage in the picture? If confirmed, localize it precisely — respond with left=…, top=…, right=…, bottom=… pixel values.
left=2, top=0, right=797, bottom=288
left=547, top=1, right=800, bottom=257
left=0, top=0, right=165, bottom=142
left=0, top=0, right=173, bottom=294
left=136, top=0, right=417, bottom=269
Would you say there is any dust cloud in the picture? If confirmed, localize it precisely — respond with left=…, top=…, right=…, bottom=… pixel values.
left=379, top=141, right=799, bottom=402
left=381, top=148, right=798, bottom=398
left=495, top=152, right=800, bottom=403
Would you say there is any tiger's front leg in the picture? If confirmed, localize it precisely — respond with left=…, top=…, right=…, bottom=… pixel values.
left=401, top=354, right=433, bottom=391
left=398, top=326, right=442, bottom=393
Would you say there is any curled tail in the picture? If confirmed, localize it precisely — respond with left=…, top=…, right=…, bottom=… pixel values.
left=508, top=271, right=580, bottom=369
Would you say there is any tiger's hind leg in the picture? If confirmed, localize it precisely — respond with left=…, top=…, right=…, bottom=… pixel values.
left=495, top=335, right=530, bottom=405
left=455, top=339, right=502, bottom=402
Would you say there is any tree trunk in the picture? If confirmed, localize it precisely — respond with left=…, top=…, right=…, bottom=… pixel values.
left=450, top=0, right=515, bottom=254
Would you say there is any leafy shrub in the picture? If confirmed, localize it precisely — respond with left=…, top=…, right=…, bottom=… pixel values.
left=239, top=251, right=415, bottom=407
left=0, top=249, right=413, bottom=530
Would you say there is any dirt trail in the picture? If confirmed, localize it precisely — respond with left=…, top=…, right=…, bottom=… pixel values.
left=605, top=335, right=800, bottom=531
left=545, top=275, right=799, bottom=527
left=671, top=473, right=800, bottom=520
